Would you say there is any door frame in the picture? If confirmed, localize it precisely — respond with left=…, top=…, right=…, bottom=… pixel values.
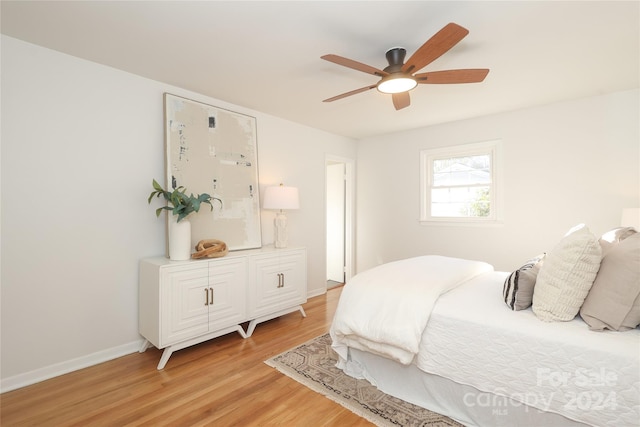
left=325, top=155, right=355, bottom=285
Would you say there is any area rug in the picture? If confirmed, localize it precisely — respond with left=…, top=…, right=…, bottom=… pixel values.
left=265, top=333, right=463, bottom=427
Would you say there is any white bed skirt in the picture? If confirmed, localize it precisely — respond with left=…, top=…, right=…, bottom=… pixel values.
left=347, top=347, right=590, bottom=427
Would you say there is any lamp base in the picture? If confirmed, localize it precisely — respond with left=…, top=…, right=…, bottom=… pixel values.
left=274, top=211, right=288, bottom=248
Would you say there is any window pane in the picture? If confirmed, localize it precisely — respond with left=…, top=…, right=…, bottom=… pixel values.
left=420, top=140, right=500, bottom=223
left=433, top=154, right=491, bottom=186
left=431, top=187, right=491, bottom=217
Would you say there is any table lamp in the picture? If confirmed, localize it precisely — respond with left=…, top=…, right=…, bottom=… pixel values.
left=263, top=183, right=299, bottom=248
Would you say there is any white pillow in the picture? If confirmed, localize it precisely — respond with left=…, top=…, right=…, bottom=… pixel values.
left=532, top=224, right=602, bottom=322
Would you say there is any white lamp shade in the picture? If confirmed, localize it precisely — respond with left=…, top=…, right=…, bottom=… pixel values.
left=263, top=185, right=299, bottom=210
left=621, top=208, right=640, bottom=229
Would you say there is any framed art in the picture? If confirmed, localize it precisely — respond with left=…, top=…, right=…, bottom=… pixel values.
left=164, top=93, right=262, bottom=251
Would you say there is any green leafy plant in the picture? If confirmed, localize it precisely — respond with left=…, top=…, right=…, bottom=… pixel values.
left=467, top=187, right=491, bottom=217
left=148, top=179, right=222, bottom=222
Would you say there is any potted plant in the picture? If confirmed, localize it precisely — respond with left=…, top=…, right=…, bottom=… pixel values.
left=148, top=179, right=222, bottom=260
left=148, top=179, right=221, bottom=222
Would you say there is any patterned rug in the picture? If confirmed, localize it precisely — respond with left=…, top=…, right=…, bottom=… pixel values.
left=265, top=333, right=463, bottom=427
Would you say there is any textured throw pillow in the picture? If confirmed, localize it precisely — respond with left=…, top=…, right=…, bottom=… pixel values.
left=532, top=224, right=602, bottom=322
left=503, top=254, right=546, bottom=311
left=580, top=232, right=640, bottom=331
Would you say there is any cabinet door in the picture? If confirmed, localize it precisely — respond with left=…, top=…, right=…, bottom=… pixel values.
left=208, top=258, right=246, bottom=330
left=249, top=250, right=307, bottom=318
left=161, top=265, right=209, bottom=347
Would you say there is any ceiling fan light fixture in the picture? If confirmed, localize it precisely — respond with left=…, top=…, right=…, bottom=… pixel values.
left=321, top=22, right=487, bottom=109
left=377, top=75, right=417, bottom=94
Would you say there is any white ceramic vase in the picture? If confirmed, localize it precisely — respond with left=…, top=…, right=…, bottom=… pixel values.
left=169, top=216, right=192, bottom=261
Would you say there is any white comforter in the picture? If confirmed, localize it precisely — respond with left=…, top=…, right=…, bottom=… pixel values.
left=418, top=271, right=640, bottom=427
left=331, top=259, right=640, bottom=427
left=330, top=255, right=493, bottom=365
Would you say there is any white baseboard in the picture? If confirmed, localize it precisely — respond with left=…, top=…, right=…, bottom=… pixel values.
left=0, top=340, right=144, bottom=393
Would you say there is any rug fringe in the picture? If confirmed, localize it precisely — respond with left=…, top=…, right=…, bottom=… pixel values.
left=265, top=333, right=397, bottom=427
left=264, top=359, right=394, bottom=427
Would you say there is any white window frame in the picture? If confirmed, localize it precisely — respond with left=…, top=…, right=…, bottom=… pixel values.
left=420, top=140, right=503, bottom=226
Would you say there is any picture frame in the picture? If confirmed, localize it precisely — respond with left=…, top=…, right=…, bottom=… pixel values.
left=164, top=93, right=262, bottom=251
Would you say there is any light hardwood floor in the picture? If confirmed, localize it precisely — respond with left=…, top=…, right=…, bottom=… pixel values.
left=1, top=287, right=373, bottom=426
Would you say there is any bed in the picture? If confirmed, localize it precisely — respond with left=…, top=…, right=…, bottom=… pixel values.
left=330, top=226, right=640, bottom=427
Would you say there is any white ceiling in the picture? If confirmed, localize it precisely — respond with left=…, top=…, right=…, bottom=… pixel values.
left=2, top=1, right=638, bottom=139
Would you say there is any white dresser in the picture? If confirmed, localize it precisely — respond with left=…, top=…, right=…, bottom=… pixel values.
left=139, top=246, right=307, bottom=369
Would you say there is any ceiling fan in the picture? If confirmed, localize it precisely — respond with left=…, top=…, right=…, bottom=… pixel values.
left=321, top=22, right=489, bottom=110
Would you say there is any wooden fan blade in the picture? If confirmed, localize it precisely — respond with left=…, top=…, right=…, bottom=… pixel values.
left=323, top=85, right=377, bottom=102
left=415, top=69, right=489, bottom=84
left=392, top=92, right=410, bottom=110
left=402, top=23, right=469, bottom=74
left=321, top=54, right=388, bottom=77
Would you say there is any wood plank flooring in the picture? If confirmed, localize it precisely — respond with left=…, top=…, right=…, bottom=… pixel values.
left=1, top=287, right=373, bottom=426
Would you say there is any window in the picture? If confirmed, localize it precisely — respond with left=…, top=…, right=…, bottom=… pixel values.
left=420, top=140, right=502, bottom=224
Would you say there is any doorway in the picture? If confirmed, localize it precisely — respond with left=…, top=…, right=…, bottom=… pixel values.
left=326, top=156, right=354, bottom=289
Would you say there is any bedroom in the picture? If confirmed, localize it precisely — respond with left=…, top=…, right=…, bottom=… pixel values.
left=1, top=1, right=638, bottom=425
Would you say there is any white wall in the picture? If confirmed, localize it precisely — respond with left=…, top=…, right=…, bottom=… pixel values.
left=0, top=35, right=356, bottom=389
left=356, top=89, right=640, bottom=273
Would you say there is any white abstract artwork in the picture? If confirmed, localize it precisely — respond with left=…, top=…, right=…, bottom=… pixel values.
left=164, top=93, right=262, bottom=250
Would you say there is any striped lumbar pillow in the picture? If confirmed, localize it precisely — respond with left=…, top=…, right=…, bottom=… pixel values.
left=503, top=254, right=546, bottom=311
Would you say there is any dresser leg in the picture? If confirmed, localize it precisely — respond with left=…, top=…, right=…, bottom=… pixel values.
left=157, top=347, right=174, bottom=370
left=246, top=320, right=258, bottom=337
left=139, top=339, right=152, bottom=353
left=235, top=325, right=248, bottom=339
left=245, top=305, right=307, bottom=337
